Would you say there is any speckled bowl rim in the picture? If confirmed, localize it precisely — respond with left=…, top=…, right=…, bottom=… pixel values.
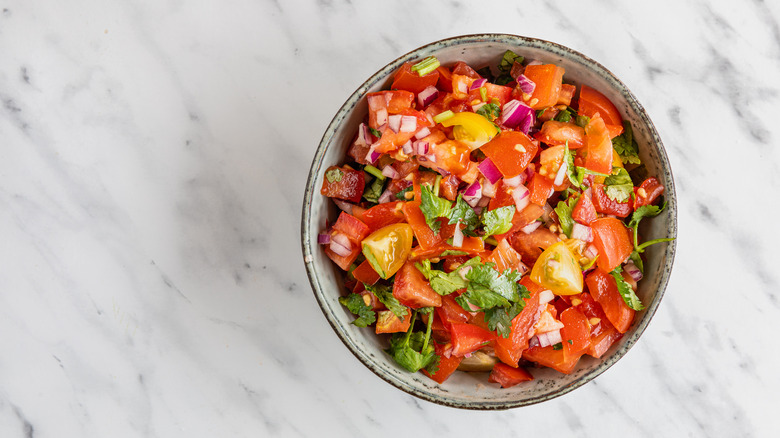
left=301, top=34, right=677, bottom=410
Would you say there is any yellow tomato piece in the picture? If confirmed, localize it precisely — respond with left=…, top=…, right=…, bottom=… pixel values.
left=612, top=149, right=624, bottom=168
left=530, top=241, right=584, bottom=295
left=361, top=223, right=413, bottom=279
left=440, top=112, right=498, bottom=150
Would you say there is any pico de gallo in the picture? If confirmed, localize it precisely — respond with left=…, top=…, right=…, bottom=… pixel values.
left=318, top=51, right=672, bottom=388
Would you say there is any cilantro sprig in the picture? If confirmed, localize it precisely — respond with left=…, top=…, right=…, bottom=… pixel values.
left=603, top=167, right=634, bottom=203
left=482, top=206, right=515, bottom=238
left=365, top=282, right=408, bottom=321
left=626, top=202, right=675, bottom=272
left=612, top=121, right=641, bottom=165
left=611, top=266, right=645, bottom=311
left=554, top=195, right=579, bottom=238
left=338, top=293, right=376, bottom=327
left=386, top=308, right=439, bottom=373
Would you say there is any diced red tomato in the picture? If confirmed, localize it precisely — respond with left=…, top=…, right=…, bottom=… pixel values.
left=352, top=259, right=380, bottom=285
left=578, top=85, right=623, bottom=126
left=557, top=84, right=576, bottom=106
left=320, top=166, right=365, bottom=203
left=496, top=203, right=545, bottom=240
left=572, top=189, right=598, bottom=225
left=452, top=61, right=481, bottom=78
left=360, top=201, right=406, bottom=232
left=439, top=174, right=460, bottom=201
left=583, top=113, right=613, bottom=175
left=423, top=342, right=463, bottom=383
left=527, top=173, right=554, bottom=206
left=509, top=227, right=559, bottom=265
left=590, top=217, right=633, bottom=272
left=560, top=307, right=591, bottom=358
left=450, top=323, right=496, bottom=357
left=571, top=292, right=612, bottom=338
left=591, top=183, right=632, bottom=218
left=436, top=294, right=471, bottom=327
left=495, top=289, right=543, bottom=367
left=488, top=363, right=534, bottom=388
left=391, top=62, right=440, bottom=94
left=534, top=120, right=585, bottom=149
left=522, top=345, right=580, bottom=374
left=586, top=325, right=623, bottom=358
left=523, top=64, right=565, bottom=109
left=375, top=309, right=411, bottom=334
left=451, top=74, right=473, bottom=99
left=426, top=140, right=472, bottom=176
left=436, top=66, right=453, bottom=92
left=479, top=131, right=539, bottom=178
left=483, top=82, right=513, bottom=106
left=392, top=260, right=442, bottom=308
left=585, top=268, right=635, bottom=333
left=324, top=212, right=371, bottom=270
left=401, top=201, right=443, bottom=250
left=606, top=123, right=624, bottom=139
left=634, top=177, right=665, bottom=208
left=485, top=238, right=526, bottom=273
left=367, top=90, right=415, bottom=130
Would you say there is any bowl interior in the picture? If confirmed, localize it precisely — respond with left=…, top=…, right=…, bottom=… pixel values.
left=302, top=34, right=676, bottom=409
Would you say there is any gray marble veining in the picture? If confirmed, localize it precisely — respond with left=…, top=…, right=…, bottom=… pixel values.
left=0, top=0, right=778, bottom=436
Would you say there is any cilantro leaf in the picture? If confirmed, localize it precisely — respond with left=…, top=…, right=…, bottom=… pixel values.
left=499, top=50, right=524, bottom=73
left=610, top=266, right=645, bottom=311
left=554, top=195, right=579, bottom=238
left=465, top=262, right=522, bottom=304
left=449, top=195, right=479, bottom=234
left=365, top=283, right=408, bottom=321
left=395, top=185, right=413, bottom=201
left=603, top=167, right=634, bottom=203
left=415, top=258, right=478, bottom=295
left=629, top=203, right=665, bottom=230
left=338, top=293, right=376, bottom=327
left=484, top=300, right=525, bottom=338
left=363, top=175, right=385, bottom=204
left=325, top=168, right=343, bottom=183
left=419, top=184, right=452, bottom=233
left=476, top=103, right=501, bottom=121
left=563, top=144, right=581, bottom=188
left=611, top=121, right=641, bottom=165
left=575, top=114, right=590, bottom=128
left=386, top=309, right=438, bottom=373
left=554, top=108, right=573, bottom=123
left=369, top=127, right=382, bottom=138
left=482, top=206, right=515, bottom=238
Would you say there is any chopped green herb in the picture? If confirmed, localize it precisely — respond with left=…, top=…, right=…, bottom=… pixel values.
left=610, top=266, right=645, bottom=311
left=365, top=283, right=408, bottom=321
left=362, top=175, right=385, bottom=204
left=325, top=168, right=344, bottom=183
left=364, top=164, right=385, bottom=181
left=476, top=103, right=501, bottom=121
left=475, top=66, right=494, bottom=82
left=395, top=185, right=413, bottom=201
left=419, top=184, right=452, bottom=233
left=411, top=56, right=441, bottom=76
left=604, top=167, right=634, bottom=203
left=575, top=114, right=590, bottom=128
left=612, top=120, right=641, bottom=165
left=498, top=50, right=524, bottom=73
left=369, top=127, right=382, bottom=138
left=449, top=195, right=480, bottom=235
left=433, top=110, right=454, bottom=124
left=386, top=309, right=438, bottom=373
left=554, top=195, right=579, bottom=238
left=338, top=293, right=376, bottom=327
left=482, top=206, right=515, bottom=238
left=554, top=108, right=573, bottom=123
left=552, top=343, right=563, bottom=350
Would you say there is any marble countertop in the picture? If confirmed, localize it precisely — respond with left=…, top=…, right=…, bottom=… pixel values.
left=2, top=1, right=778, bottom=436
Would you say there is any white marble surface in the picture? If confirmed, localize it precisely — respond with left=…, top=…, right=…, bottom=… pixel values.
left=1, top=0, right=779, bottom=436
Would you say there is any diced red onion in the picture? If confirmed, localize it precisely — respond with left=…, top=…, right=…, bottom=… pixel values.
left=329, top=233, right=352, bottom=257
left=452, top=221, right=464, bottom=248
left=529, top=336, right=540, bottom=348
left=537, top=329, right=562, bottom=347
left=624, top=261, right=643, bottom=282
left=584, top=244, right=598, bottom=259
left=472, top=102, right=486, bottom=112
left=458, top=265, right=473, bottom=281
left=365, top=146, right=380, bottom=164
left=478, top=158, right=502, bottom=184
left=571, top=223, right=593, bottom=242
left=481, top=177, right=498, bottom=198
left=400, top=115, right=417, bottom=133
left=477, top=196, right=490, bottom=208
left=378, top=189, right=394, bottom=204
left=437, top=167, right=451, bottom=176
left=503, top=174, right=524, bottom=188
left=527, top=59, right=543, bottom=66
left=332, top=199, right=355, bottom=214
left=414, top=126, right=431, bottom=140
left=375, top=108, right=388, bottom=126
left=539, top=289, right=554, bottom=305
left=516, top=74, right=536, bottom=95
left=521, top=220, right=542, bottom=234
left=355, top=123, right=373, bottom=146
left=401, top=140, right=413, bottom=155
left=413, top=140, right=429, bottom=156
left=418, top=85, right=439, bottom=107
left=317, top=233, right=331, bottom=245
left=541, top=203, right=554, bottom=226
left=388, top=115, right=402, bottom=133
left=524, top=165, right=536, bottom=182
left=553, top=158, right=568, bottom=186
left=511, top=185, right=530, bottom=212
left=470, top=78, right=487, bottom=91
left=501, top=100, right=535, bottom=134
left=462, top=181, right=482, bottom=207
left=424, top=154, right=437, bottom=163
left=457, top=81, right=468, bottom=94
left=382, top=165, right=399, bottom=179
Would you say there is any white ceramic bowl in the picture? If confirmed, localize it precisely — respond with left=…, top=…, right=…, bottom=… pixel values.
left=301, top=34, right=676, bottom=409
